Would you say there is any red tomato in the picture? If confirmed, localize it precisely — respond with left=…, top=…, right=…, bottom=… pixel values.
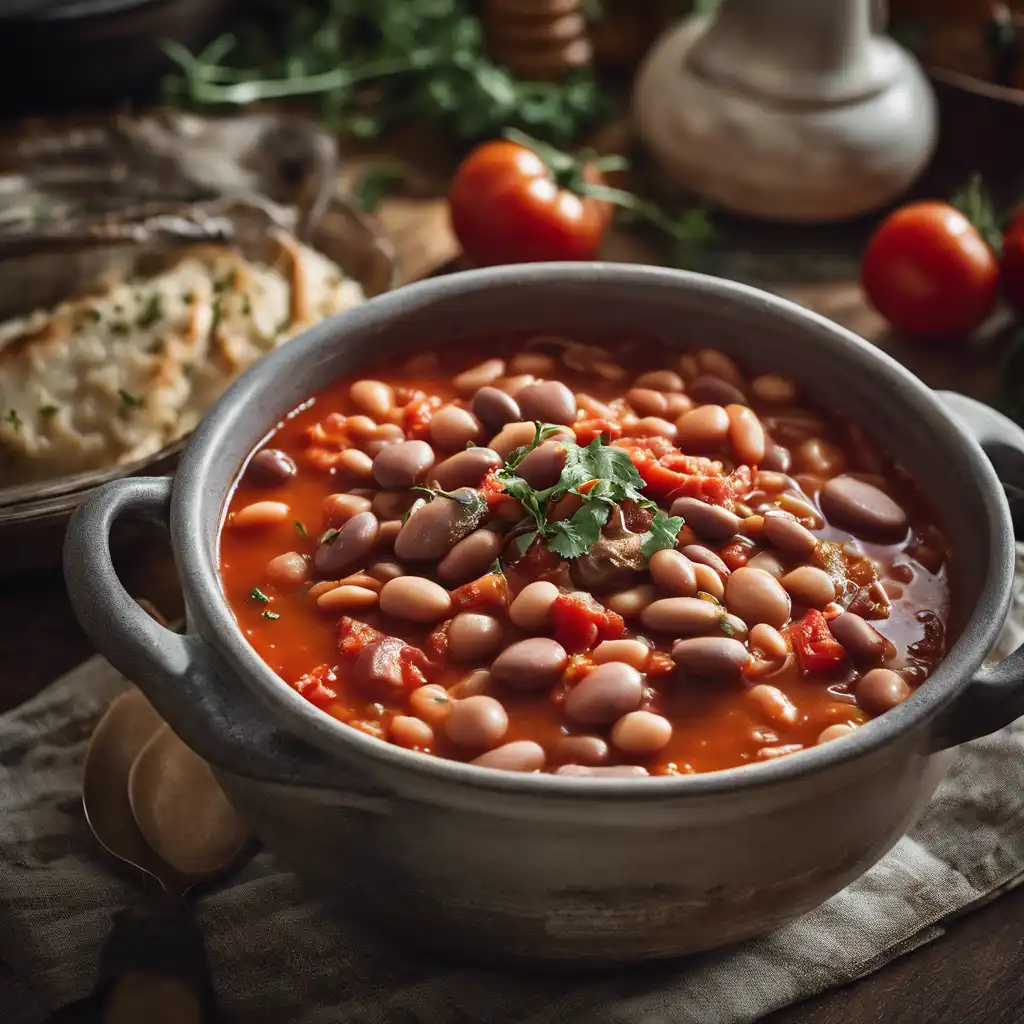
left=861, top=201, right=999, bottom=340
left=1001, top=209, right=1024, bottom=312
left=449, top=139, right=613, bottom=266
left=551, top=592, right=625, bottom=652
left=786, top=611, right=847, bottom=676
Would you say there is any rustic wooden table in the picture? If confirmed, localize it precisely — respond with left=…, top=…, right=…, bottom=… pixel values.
left=3, top=182, right=1023, bottom=1024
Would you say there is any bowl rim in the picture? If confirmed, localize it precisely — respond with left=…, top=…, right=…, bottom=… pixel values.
left=175, top=262, right=1012, bottom=799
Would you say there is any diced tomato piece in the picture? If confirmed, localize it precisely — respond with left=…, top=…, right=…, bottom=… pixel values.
left=404, top=395, right=443, bottom=440
left=561, top=653, right=597, bottom=684
left=293, top=664, right=338, bottom=709
left=427, top=620, right=451, bottom=659
left=616, top=435, right=677, bottom=459
left=336, top=616, right=384, bottom=657
left=551, top=592, right=625, bottom=653
left=719, top=541, right=752, bottom=571
left=646, top=651, right=676, bottom=676
left=787, top=610, right=848, bottom=676
left=512, top=535, right=565, bottom=581
left=573, top=418, right=624, bottom=445
left=450, top=571, right=510, bottom=611
left=479, top=467, right=507, bottom=511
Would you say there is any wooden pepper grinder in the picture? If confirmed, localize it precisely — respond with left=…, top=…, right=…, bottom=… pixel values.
left=483, top=0, right=592, bottom=80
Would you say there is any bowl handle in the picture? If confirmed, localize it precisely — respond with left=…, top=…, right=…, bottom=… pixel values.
left=931, top=392, right=1024, bottom=749
left=63, top=477, right=383, bottom=799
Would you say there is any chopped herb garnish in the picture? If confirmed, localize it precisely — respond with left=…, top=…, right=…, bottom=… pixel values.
left=39, top=404, right=59, bottom=417
left=213, top=270, right=237, bottom=293
left=262, top=609, right=281, bottom=620
left=87, top=308, right=101, bottom=323
left=118, top=389, right=143, bottom=408
left=5, top=408, right=22, bottom=431
left=320, top=527, right=340, bottom=545
left=294, top=520, right=308, bottom=537
left=495, top=431, right=684, bottom=562
left=136, top=294, right=163, bottom=328
left=719, top=618, right=736, bottom=637
left=250, top=587, right=270, bottom=603
left=183, top=291, right=195, bottom=305
left=430, top=695, right=451, bottom=705
left=182, top=364, right=195, bottom=377
left=241, top=293, right=252, bottom=316
left=275, top=312, right=293, bottom=335
left=210, top=299, right=223, bottom=334
left=110, top=321, right=130, bottom=336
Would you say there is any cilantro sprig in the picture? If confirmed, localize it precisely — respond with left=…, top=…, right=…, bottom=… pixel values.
left=496, top=424, right=683, bottom=562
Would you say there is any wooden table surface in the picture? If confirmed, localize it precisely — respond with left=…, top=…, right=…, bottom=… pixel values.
left=3, top=180, right=1023, bottom=1023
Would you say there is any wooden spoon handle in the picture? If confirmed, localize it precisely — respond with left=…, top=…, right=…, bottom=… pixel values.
left=45, top=904, right=217, bottom=1024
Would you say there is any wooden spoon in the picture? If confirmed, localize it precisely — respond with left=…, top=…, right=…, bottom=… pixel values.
left=128, top=724, right=249, bottom=879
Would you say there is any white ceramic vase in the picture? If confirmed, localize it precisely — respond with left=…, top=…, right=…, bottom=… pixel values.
left=632, top=0, right=938, bottom=223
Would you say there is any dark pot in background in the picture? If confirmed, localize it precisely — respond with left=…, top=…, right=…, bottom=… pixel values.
left=0, top=0, right=233, bottom=116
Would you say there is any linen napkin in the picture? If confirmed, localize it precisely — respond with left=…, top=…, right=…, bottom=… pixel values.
left=3, top=551, right=1024, bottom=1024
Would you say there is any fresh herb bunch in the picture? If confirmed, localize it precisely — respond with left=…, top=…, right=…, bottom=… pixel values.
left=498, top=423, right=684, bottom=560
left=162, top=0, right=609, bottom=147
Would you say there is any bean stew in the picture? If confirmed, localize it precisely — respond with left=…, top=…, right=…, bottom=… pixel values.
left=219, top=335, right=951, bottom=776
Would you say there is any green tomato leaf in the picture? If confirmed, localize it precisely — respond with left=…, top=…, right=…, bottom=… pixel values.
left=640, top=513, right=685, bottom=560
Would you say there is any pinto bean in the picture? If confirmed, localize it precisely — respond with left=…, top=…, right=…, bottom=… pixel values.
left=508, top=581, right=561, bottom=631
left=335, top=448, right=375, bottom=480
left=681, top=545, right=730, bottom=578
left=695, top=348, right=744, bottom=387
left=517, top=381, right=577, bottom=425
left=350, top=379, right=394, bottom=418
left=511, top=351, right=559, bottom=375
left=761, top=442, right=792, bottom=473
left=266, top=551, right=308, bottom=588
left=471, top=740, right=546, bottom=771
left=820, top=476, right=909, bottom=540
left=490, top=638, right=568, bottom=691
left=818, top=723, right=857, bottom=744
left=233, top=500, right=291, bottom=529
left=670, top=497, right=741, bottom=540
left=409, top=684, right=455, bottom=725
left=762, top=510, right=819, bottom=557
left=390, top=716, right=435, bottom=750
left=605, top=584, right=657, bottom=618
left=564, top=662, right=644, bottom=725
left=372, top=440, right=435, bottom=489
left=648, top=549, right=698, bottom=596
left=372, top=490, right=417, bottom=522
left=444, top=695, right=509, bottom=749
left=751, top=374, right=797, bottom=404
left=692, top=563, right=725, bottom=600
left=446, top=612, right=504, bottom=663
left=448, top=669, right=492, bottom=699
left=246, top=448, right=297, bottom=487
left=781, top=566, right=836, bottom=608
left=633, top=369, right=684, bottom=392
left=438, top=529, right=502, bottom=586
left=796, top=438, right=846, bottom=477
left=367, top=560, right=405, bottom=583
left=746, top=684, right=798, bottom=726
left=672, top=636, right=750, bottom=678
left=316, top=584, right=380, bottom=612
left=746, top=551, right=785, bottom=579
left=641, top=596, right=722, bottom=634
left=828, top=612, right=888, bottom=665
left=430, top=406, right=483, bottom=451
left=454, top=358, right=506, bottom=393
left=725, top=567, right=791, bottom=627
left=490, top=420, right=541, bottom=458
left=517, top=439, right=567, bottom=489
left=323, top=493, right=373, bottom=527
left=627, top=388, right=669, bottom=417
left=431, top=447, right=502, bottom=491
left=379, top=576, right=452, bottom=623
left=856, top=668, right=911, bottom=716
left=394, top=488, right=484, bottom=562
left=689, top=375, right=745, bottom=406
left=314, top=511, right=379, bottom=576
left=378, top=520, right=402, bottom=548
left=727, top=404, right=766, bottom=464
left=632, top=417, right=679, bottom=441
left=676, top=404, right=730, bottom=449
left=551, top=735, right=610, bottom=766
left=611, top=711, right=673, bottom=755
left=494, top=374, right=535, bottom=398
left=750, top=623, right=789, bottom=660
left=472, top=386, right=521, bottom=432
left=592, top=638, right=650, bottom=670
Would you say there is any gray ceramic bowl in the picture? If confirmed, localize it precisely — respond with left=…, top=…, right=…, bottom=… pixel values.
left=64, top=264, right=1024, bottom=964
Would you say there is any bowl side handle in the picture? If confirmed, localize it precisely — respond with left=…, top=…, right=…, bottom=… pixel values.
left=931, top=392, right=1024, bottom=749
left=63, top=477, right=365, bottom=795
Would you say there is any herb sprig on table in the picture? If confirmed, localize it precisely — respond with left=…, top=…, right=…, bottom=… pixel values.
left=162, top=0, right=608, bottom=146
left=498, top=423, right=684, bottom=561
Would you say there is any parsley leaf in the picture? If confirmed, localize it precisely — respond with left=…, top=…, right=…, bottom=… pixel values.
left=640, top=514, right=685, bottom=559
left=250, top=587, right=270, bottom=603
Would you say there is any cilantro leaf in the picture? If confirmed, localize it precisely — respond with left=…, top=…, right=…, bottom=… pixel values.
left=640, top=514, right=685, bottom=559
left=547, top=499, right=612, bottom=559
